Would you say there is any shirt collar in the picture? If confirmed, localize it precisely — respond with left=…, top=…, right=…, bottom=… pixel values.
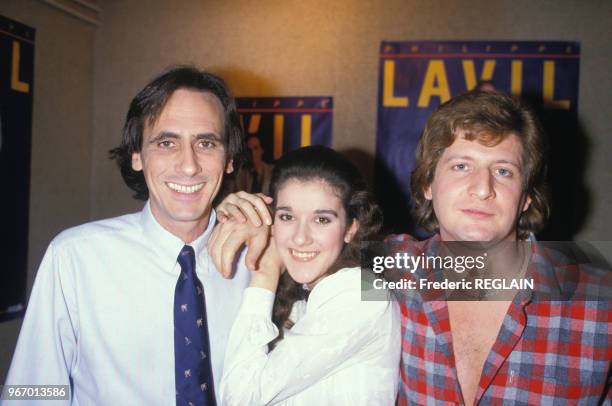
left=140, top=201, right=217, bottom=273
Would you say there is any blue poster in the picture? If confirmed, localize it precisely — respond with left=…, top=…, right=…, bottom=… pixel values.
left=237, top=96, right=333, bottom=162
left=0, top=15, right=35, bottom=322
left=376, top=41, right=580, bottom=234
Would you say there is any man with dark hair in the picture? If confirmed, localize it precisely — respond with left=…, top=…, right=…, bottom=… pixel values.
left=211, top=90, right=611, bottom=404
left=233, top=134, right=274, bottom=195
left=5, top=66, right=251, bottom=405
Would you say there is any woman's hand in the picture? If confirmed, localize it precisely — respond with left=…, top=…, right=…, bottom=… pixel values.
left=216, top=191, right=273, bottom=226
left=208, top=217, right=270, bottom=277
left=249, top=236, right=284, bottom=293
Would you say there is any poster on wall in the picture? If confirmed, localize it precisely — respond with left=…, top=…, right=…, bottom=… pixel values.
left=0, top=15, right=35, bottom=322
left=376, top=41, right=580, bottom=236
left=237, top=96, right=333, bottom=163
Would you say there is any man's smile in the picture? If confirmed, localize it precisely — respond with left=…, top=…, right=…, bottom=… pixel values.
left=165, top=182, right=205, bottom=194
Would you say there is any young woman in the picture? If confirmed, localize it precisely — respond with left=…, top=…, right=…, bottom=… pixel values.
left=217, top=146, right=400, bottom=405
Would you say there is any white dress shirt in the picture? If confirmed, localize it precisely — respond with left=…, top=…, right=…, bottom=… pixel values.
left=220, top=267, right=401, bottom=405
left=4, top=202, right=250, bottom=405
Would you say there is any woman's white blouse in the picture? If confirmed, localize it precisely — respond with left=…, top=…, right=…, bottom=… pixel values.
left=220, top=267, right=401, bottom=405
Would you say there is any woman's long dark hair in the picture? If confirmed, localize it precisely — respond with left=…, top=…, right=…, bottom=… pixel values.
left=269, top=146, right=382, bottom=349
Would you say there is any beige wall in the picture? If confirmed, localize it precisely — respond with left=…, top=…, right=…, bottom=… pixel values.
left=0, top=0, right=95, bottom=383
left=91, top=0, right=612, bottom=243
left=1, top=0, right=611, bottom=383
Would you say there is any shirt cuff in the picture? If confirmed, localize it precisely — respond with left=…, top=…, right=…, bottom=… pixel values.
left=241, top=287, right=275, bottom=317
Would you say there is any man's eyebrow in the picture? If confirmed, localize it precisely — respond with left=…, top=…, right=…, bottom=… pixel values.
left=442, top=155, right=520, bottom=167
left=493, top=159, right=521, bottom=167
left=194, top=133, right=223, bottom=142
left=148, top=132, right=222, bottom=144
left=148, top=132, right=179, bottom=143
left=441, top=155, right=474, bottom=163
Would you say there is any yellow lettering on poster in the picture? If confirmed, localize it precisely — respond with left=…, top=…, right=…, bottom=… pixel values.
left=510, top=60, right=523, bottom=97
left=11, top=41, right=30, bottom=93
left=417, top=60, right=450, bottom=107
left=543, top=61, right=570, bottom=109
left=301, top=115, right=311, bottom=147
left=462, top=60, right=496, bottom=90
left=273, top=114, right=284, bottom=159
left=248, top=114, right=261, bottom=133
left=383, top=60, right=408, bottom=107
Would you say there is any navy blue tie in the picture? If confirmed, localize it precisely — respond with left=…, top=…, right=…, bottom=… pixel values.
left=174, top=245, right=216, bottom=406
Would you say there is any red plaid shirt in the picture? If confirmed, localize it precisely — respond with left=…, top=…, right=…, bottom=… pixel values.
left=387, top=234, right=612, bottom=405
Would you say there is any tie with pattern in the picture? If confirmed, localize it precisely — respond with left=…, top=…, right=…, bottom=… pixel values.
left=174, top=245, right=216, bottom=406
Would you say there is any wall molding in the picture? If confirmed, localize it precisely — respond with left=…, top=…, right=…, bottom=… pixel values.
left=40, top=0, right=100, bottom=26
